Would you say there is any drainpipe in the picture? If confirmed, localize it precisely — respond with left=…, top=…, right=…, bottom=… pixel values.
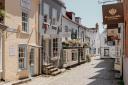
left=39, top=0, right=43, bottom=75
left=0, top=31, right=3, bottom=80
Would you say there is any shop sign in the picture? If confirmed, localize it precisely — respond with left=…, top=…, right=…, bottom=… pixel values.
left=102, top=3, right=124, bottom=24
left=21, top=0, right=31, bottom=10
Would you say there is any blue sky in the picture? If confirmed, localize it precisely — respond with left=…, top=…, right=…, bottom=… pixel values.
left=64, top=0, right=104, bottom=33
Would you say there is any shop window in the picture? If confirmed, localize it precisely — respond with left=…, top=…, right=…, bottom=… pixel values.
left=53, top=38, right=58, bottom=57
left=72, top=51, right=77, bottom=61
left=22, top=12, right=29, bottom=32
left=18, top=45, right=27, bottom=70
left=81, top=50, right=84, bottom=60
left=63, top=50, right=66, bottom=64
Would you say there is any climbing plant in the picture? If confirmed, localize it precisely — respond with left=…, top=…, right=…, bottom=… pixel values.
left=0, top=9, right=5, bottom=17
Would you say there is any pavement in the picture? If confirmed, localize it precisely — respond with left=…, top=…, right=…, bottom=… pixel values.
left=4, top=56, right=119, bottom=85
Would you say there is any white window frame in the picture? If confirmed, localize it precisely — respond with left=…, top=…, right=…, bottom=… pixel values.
left=18, top=44, right=27, bottom=70
left=22, top=11, right=29, bottom=32
left=53, top=38, right=58, bottom=57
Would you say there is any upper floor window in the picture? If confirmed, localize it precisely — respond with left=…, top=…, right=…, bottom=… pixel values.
left=44, top=15, right=48, bottom=22
left=72, top=50, right=77, bottom=61
left=22, top=12, right=29, bottom=32
left=65, top=26, right=68, bottom=32
left=52, top=8, right=57, bottom=25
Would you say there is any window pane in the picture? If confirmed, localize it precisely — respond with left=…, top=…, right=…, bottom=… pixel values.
left=22, top=12, right=28, bottom=32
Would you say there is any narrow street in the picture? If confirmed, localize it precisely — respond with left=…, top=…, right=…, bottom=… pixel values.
left=21, top=56, right=119, bottom=85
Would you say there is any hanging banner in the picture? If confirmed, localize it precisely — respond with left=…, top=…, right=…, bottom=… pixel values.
left=107, top=28, right=119, bottom=41
left=102, top=3, right=124, bottom=24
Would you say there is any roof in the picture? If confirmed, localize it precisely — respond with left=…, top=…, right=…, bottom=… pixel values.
left=63, top=16, right=87, bottom=30
left=56, top=0, right=66, bottom=8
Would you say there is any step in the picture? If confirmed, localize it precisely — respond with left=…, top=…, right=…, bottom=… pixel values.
left=43, top=64, right=52, bottom=67
left=49, top=68, right=58, bottom=72
left=46, top=66, right=54, bottom=69
left=51, top=70, right=61, bottom=76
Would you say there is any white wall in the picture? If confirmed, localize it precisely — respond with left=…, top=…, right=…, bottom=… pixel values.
left=86, top=29, right=100, bottom=55
left=100, top=30, right=116, bottom=58
left=61, top=17, right=78, bottom=42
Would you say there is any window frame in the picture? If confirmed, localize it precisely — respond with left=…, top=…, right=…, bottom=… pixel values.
left=22, top=11, right=29, bottom=32
left=53, top=38, right=58, bottom=57
left=18, top=44, right=27, bottom=70
left=72, top=50, right=77, bottom=61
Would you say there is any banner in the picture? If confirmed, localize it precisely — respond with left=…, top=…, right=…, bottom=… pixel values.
left=102, top=3, right=124, bottom=24
left=107, top=28, right=119, bottom=41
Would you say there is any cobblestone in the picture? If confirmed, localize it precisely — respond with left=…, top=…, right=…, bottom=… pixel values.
left=19, top=56, right=119, bottom=85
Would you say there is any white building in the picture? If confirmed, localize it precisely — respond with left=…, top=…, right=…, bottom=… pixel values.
left=86, top=24, right=100, bottom=56
left=40, top=0, right=66, bottom=68
left=100, top=29, right=116, bottom=58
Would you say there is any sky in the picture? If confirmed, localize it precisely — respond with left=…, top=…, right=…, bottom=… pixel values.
left=64, top=0, right=104, bottom=33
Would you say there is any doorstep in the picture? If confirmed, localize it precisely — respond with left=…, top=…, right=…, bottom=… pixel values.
left=3, top=78, right=31, bottom=85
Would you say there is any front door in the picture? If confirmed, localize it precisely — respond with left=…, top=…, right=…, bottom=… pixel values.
left=30, top=47, right=35, bottom=76
left=42, top=39, right=50, bottom=65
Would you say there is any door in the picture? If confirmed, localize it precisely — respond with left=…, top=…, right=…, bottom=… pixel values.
left=42, top=39, right=50, bottom=65
left=30, top=47, right=35, bottom=76
left=104, top=49, right=109, bottom=56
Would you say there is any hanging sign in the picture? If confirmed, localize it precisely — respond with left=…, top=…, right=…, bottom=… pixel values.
left=102, top=3, right=124, bottom=24
left=107, top=28, right=119, bottom=41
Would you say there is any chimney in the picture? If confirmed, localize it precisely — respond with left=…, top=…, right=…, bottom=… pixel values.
left=66, top=12, right=75, bottom=21
left=75, top=17, right=81, bottom=24
left=96, top=23, right=99, bottom=31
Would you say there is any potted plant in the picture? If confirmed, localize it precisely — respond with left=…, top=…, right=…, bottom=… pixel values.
left=0, top=9, right=5, bottom=23
left=62, top=41, right=69, bottom=48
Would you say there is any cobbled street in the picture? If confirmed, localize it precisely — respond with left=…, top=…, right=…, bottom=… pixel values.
left=20, top=56, right=119, bottom=85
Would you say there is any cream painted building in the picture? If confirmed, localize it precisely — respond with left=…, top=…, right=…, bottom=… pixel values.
left=0, top=0, right=40, bottom=81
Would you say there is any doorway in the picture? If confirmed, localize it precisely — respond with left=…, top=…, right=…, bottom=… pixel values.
left=30, top=47, right=35, bottom=76
left=104, top=49, right=109, bottom=56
